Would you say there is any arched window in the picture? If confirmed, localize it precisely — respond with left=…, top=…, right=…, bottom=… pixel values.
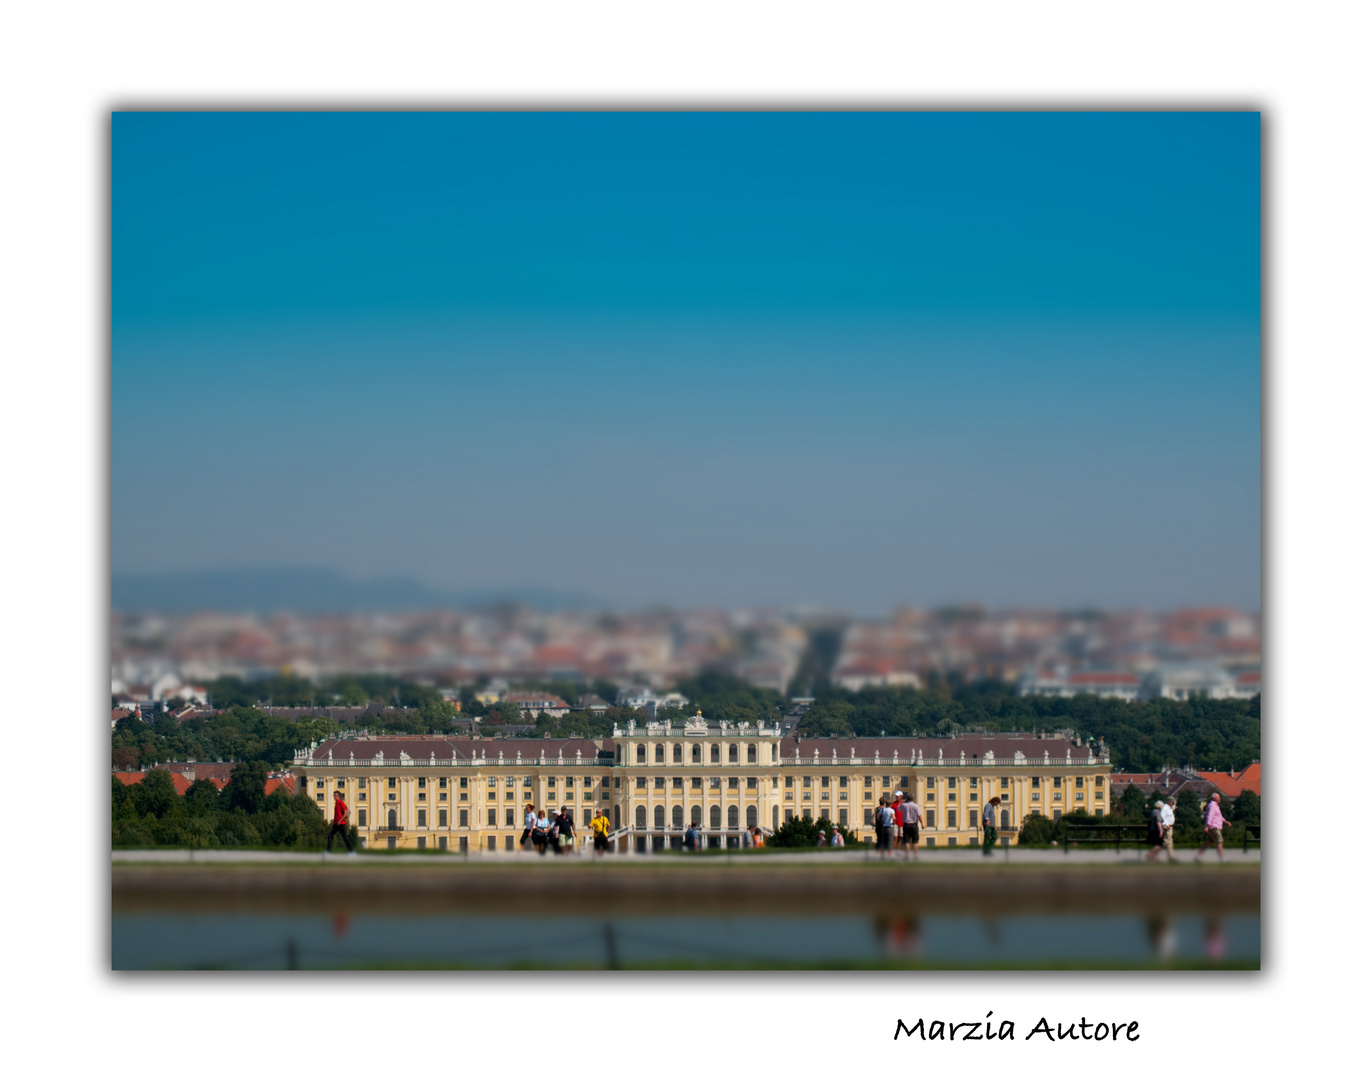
left=747, top=744, right=756, bottom=763
left=1001, top=809, right=1010, bottom=828
left=691, top=744, right=701, bottom=763
left=710, top=744, right=720, bottom=763
left=690, top=804, right=702, bottom=826
left=710, top=805, right=721, bottom=829
left=654, top=805, right=665, bottom=828
left=655, top=744, right=665, bottom=764
left=746, top=806, right=757, bottom=828
left=728, top=744, right=738, bottom=763
left=388, top=808, right=397, bottom=828
left=727, top=806, right=739, bottom=828
left=613, top=805, right=621, bottom=829
left=635, top=805, right=646, bottom=828
left=636, top=744, right=646, bottom=764
left=673, top=744, right=682, bottom=763
left=672, top=805, right=683, bottom=827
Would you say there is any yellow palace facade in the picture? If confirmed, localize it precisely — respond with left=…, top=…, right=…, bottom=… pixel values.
left=295, top=718, right=1111, bottom=852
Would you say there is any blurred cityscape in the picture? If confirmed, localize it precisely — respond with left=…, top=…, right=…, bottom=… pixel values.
left=112, top=604, right=1261, bottom=713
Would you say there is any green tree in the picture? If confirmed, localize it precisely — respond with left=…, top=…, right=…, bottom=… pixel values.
left=766, top=814, right=855, bottom=848
left=184, top=777, right=222, bottom=816
left=1231, top=790, right=1260, bottom=825
left=225, top=761, right=269, bottom=815
left=1016, top=813, right=1056, bottom=845
left=1115, top=784, right=1151, bottom=821
left=133, top=768, right=181, bottom=819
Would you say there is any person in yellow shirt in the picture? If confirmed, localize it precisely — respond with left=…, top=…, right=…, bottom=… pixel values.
left=591, top=808, right=611, bottom=856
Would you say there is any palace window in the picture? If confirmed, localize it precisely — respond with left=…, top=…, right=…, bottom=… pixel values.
left=785, top=776, right=794, bottom=788
left=747, top=778, right=757, bottom=790
left=1054, top=777, right=1062, bottom=788
left=417, top=792, right=426, bottom=801
left=487, top=809, right=496, bottom=826
left=821, top=777, right=830, bottom=788
left=388, top=778, right=396, bottom=789
left=656, top=745, right=665, bottom=763
left=691, top=777, right=702, bottom=789
left=316, top=779, right=324, bottom=789
left=947, top=810, right=957, bottom=829
left=1095, top=776, right=1104, bottom=787
left=358, top=809, right=367, bottom=827
left=673, top=744, right=682, bottom=763
left=505, top=809, right=515, bottom=826
left=710, top=777, right=721, bottom=789
left=673, top=777, right=684, bottom=789
left=839, top=777, right=848, bottom=788
left=654, top=777, right=665, bottom=789
left=692, top=745, right=701, bottom=763
left=418, top=777, right=426, bottom=789
left=1032, top=793, right=1040, bottom=802
left=415, top=809, right=427, bottom=827
left=729, top=745, right=738, bottom=763
left=864, top=776, right=873, bottom=788
left=1000, top=777, right=1009, bottom=789
left=969, top=777, right=978, bottom=789
left=637, top=744, right=646, bottom=764
left=488, top=777, right=497, bottom=789
left=1032, top=776, right=1040, bottom=788
left=948, top=777, right=957, bottom=789
left=926, top=809, right=937, bottom=829
left=1075, top=776, right=1084, bottom=788
left=459, top=810, right=468, bottom=827
left=439, top=777, right=447, bottom=789
left=728, top=777, right=739, bottom=789
left=803, top=776, right=812, bottom=788
left=747, top=744, right=756, bottom=763
left=711, top=744, right=720, bottom=763
left=438, top=810, right=448, bottom=827
left=636, top=777, right=647, bottom=789
left=357, top=790, right=366, bottom=801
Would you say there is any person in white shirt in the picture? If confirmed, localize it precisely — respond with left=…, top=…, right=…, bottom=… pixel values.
left=1160, top=795, right=1177, bottom=862
left=830, top=829, right=844, bottom=847
left=900, top=797, right=923, bottom=860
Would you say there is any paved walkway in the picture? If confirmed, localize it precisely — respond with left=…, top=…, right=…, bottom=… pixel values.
left=112, top=846, right=1261, bottom=866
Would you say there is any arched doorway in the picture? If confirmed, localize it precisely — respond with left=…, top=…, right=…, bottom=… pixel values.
left=746, top=806, right=757, bottom=828
left=635, top=805, right=646, bottom=828
left=690, top=804, right=702, bottom=826
left=654, top=805, right=665, bottom=828
left=728, top=745, right=738, bottom=763
left=710, top=744, right=720, bottom=763
left=691, top=744, right=701, bottom=763
left=710, top=805, right=721, bottom=828
left=673, top=744, right=682, bottom=763
left=1001, top=809, right=1010, bottom=828
left=388, top=808, right=397, bottom=828
left=728, top=806, right=739, bottom=828
left=672, top=805, right=683, bottom=827
left=747, top=744, right=756, bottom=763
left=636, top=744, right=646, bottom=763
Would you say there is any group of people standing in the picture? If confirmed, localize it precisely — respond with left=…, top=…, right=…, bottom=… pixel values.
left=870, top=790, right=1005, bottom=858
left=682, top=822, right=765, bottom=850
left=519, top=803, right=579, bottom=855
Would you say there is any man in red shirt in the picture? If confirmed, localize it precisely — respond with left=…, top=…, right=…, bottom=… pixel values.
left=327, top=789, right=356, bottom=855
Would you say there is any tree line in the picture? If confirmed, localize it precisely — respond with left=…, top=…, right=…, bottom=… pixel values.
left=111, top=762, right=340, bottom=849
left=794, top=678, right=1260, bottom=773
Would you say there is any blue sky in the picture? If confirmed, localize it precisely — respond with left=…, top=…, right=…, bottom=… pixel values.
left=112, top=112, right=1259, bottom=612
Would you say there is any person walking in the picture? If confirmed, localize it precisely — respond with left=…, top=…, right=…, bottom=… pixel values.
left=816, top=829, right=827, bottom=847
left=555, top=805, right=575, bottom=855
left=1196, top=791, right=1229, bottom=862
left=532, top=808, right=551, bottom=855
left=899, top=795, right=923, bottom=860
left=751, top=825, right=765, bottom=848
left=875, top=798, right=896, bottom=859
left=591, top=808, right=611, bottom=855
left=1145, top=799, right=1166, bottom=862
left=326, top=789, right=356, bottom=855
left=741, top=826, right=753, bottom=848
left=519, top=803, right=535, bottom=850
left=981, top=795, right=1001, bottom=856
left=684, top=819, right=699, bottom=851
left=890, top=791, right=904, bottom=854
left=1161, top=795, right=1177, bottom=862
left=830, top=828, right=844, bottom=848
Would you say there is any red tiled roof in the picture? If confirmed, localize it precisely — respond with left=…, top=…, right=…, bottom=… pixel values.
left=1198, top=762, right=1260, bottom=798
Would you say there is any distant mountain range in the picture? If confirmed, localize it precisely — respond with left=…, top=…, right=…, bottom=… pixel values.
left=111, top=568, right=601, bottom=614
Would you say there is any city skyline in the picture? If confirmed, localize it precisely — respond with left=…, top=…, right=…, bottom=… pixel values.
left=113, top=112, right=1260, bottom=612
